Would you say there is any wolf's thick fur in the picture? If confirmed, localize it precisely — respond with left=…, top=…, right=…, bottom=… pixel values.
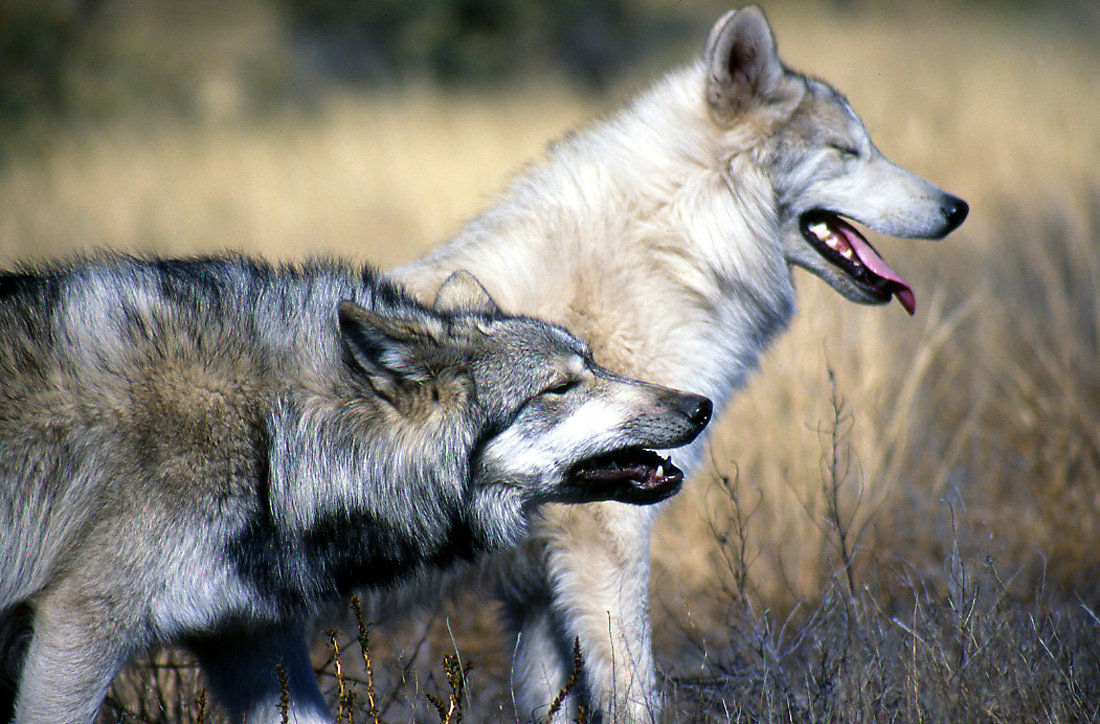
left=390, top=6, right=968, bottom=722
left=0, top=256, right=711, bottom=723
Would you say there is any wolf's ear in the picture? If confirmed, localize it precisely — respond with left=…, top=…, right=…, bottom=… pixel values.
left=433, top=270, right=501, bottom=315
left=338, top=300, right=441, bottom=403
left=704, top=6, right=786, bottom=123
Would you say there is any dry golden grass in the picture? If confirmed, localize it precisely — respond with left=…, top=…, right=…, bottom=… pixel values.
left=0, top=87, right=589, bottom=267
left=3, top=1, right=1098, bottom=721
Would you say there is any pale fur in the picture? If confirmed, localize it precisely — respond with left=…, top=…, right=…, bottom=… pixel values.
left=400, top=61, right=778, bottom=720
left=384, top=6, right=967, bottom=721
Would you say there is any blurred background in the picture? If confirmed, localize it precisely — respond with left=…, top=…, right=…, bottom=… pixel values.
left=2, top=0, right=1098, bottom=720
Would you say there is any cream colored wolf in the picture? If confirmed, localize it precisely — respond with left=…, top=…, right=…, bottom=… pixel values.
left=390, top=6, right=969, bottom=721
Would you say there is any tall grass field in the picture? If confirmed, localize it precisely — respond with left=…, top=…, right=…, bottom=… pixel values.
left=1, top=1, right=1097, bottom=721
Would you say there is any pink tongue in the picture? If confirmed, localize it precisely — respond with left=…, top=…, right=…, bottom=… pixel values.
left=834, top=222, right=917, bottom=315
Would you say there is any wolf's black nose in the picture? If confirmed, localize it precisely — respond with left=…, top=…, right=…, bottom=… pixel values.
left=941, top=196, right=969, bottom=233
left=682, top=395, right=713, bottom=429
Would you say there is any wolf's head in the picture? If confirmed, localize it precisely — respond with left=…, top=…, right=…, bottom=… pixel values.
left=337, top=272, right=711, bottom=545
left=702, top=6, right=967, bottom=315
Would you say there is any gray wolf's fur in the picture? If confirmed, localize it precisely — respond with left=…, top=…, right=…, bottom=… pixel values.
left=390, top=6, right=968, bottom=722
left=0, top=256, right=711, bottom=723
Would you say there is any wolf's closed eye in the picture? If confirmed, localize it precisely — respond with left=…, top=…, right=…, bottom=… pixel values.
left=829, top=143, right=860, bottom=158
left=542, top=378, right=579, bottom=396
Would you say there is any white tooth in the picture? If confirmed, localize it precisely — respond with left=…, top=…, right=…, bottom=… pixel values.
left=826, top=236, right=840, bottom=250
left=656, top=465, right=664, bottom=478
left=809, top=222, right=830, bottom=240
left=841, top=248, right=854, bottom=260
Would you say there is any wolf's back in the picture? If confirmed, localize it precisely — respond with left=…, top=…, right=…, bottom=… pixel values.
left=0, top=256, right=384, bottom=610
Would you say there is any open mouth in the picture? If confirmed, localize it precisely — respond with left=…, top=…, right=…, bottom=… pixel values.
left=800, top=210, right=916, bottom=315
left=569, top=447, right=684, bottom=505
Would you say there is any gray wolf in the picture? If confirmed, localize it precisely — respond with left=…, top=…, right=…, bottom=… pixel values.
left=391, top=6, right=969, bottom=722
left=0, top=256, right=712, bottom=723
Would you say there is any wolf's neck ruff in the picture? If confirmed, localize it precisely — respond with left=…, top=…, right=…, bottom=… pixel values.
left=405, top=62, right=800, bottom=417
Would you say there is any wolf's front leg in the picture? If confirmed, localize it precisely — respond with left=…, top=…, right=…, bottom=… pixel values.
left=502, top=591, right=574, bottom=722
left=517, top=501, right=661, bottom=724
left=14, top=592, right=134, bottom=724
left=188, top=620, right=331, bottom=724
